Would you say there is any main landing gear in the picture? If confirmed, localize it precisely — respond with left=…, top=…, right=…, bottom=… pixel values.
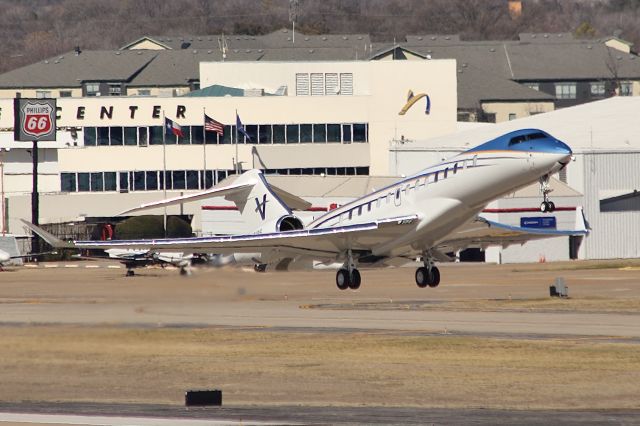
left=415, top=255, right=440, bottom=288
left=539, top=175, right=556, bottom=213
left=336, top=249, right=361, bottom=290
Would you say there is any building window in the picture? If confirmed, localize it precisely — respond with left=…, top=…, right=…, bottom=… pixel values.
left=525, top=83, right=539, bottom=91
left=353, top=123, right=367, bottom=142
left=590, top=82, right=605, bottom=97
left=85, top=83, right=100, bottom=96
left=108, top=84, right=122, bottom=96
left=59, top=90, right=72, bottom=97
left=36, top=91, right=51, bottom=99
left=83, top=127, right=97, bottom=146
left=620, top=81, right=633, bottom=96
left=295, top=73, right=309, bottom=96
left=508, top=113, right=516, bottom=121
left=138, top=89, right=151, bottom=96
left=555, top=82, right=576, bottom=99
left=61, top=173, right=76, bottom=192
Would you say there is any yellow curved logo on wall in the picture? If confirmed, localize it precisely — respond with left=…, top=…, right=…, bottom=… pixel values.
left=398, top=90, right=431, bottom=115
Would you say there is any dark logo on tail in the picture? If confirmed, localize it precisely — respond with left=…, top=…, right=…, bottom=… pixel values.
left=255, top=194, right=268, bottom=220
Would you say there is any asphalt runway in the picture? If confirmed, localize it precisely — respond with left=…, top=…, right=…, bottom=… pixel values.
left=1, top=261, right=640, bottom=339
left=1, top=261, right=640, bottom=425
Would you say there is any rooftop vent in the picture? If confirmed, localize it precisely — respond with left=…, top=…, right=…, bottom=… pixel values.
left=417, top=36, right=423, bottom=40
left=357, top=36, right=363, bottom=40
left=287, top=37, right=291, bottom=41
left=587, top=45, right=593, bottom=49
left=282, top=29, right=288, bottom=33
left=245, top=49, right=251, bottom=53
left=258, top=49, right=264, bottom=53
left=198, top=37, right=202, bottom=41
left=431, top=36, right=436, bottom=40
left=342, top=36, right=348, bottom=40
left=544, top=34, right=549, bottom=38
left=309, top=49, right=314, bottom=53
left=305, top=37, right=310, bottom=41
left=207, top=50, right=212, bottom=54
left=233, top=49, right=239, bottom=53
left=193, top=49, right=198, bottom=54
left=445, top=36, right=450, bottom=40
left=115, top=52, right=121, bottom=55
left=137, top=51, right=143, bottom=55
left=54, top=60, right=60, bottom=64
left=489, top=48, right=496, bottom=52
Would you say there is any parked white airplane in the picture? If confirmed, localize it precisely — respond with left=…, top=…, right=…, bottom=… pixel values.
left=75, top=248, right=195, bottom=276
left=23, top=129, right=588, bottom=290
left=0, top=248, right=55, bottom=271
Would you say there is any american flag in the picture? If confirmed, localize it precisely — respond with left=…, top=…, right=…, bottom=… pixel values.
left=204, top=114, right=224, bottom=136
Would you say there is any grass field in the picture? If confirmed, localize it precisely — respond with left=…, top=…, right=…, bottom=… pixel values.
left=1, top=325, right=639, bottom=409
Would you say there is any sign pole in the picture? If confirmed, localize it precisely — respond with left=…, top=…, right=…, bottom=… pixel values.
left=13, top=97, right=56, bottom=258
left=31, top=140, right=40, bottom=254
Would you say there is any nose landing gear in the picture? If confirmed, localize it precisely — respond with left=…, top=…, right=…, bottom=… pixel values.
left=539, top=175, right=556, bottom=213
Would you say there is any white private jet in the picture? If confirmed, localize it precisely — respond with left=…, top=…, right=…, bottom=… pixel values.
left=22, top=129, right=588, bottom=290
left=76, top=248, right=195, bottom=277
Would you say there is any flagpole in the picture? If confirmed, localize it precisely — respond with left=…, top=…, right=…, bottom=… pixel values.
left=202, top=107, right=207, bottom=188
left=162, top=110, right=167, bottom=238
left=235, top=109, right=239, bottom=174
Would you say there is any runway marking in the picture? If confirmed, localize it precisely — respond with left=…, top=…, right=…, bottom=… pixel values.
left=85, top=265, right=100, bottom=269
left=0, top=412, right=286, bottom=425
left=107, top=265, right=122, bottom=269
left=64, top=264, right=79, bottom=268
left=44, top=264, right=59, bottom=268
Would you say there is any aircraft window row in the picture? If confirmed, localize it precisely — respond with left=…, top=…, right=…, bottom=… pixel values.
left=334, top=162, right=468, bottom=223
left=82, top=123, right=368, bottom=146
left=60, top=166, right=370, bottom=193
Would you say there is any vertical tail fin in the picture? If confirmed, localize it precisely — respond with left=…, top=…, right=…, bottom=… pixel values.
left=226, top=170, right=295, bottom=234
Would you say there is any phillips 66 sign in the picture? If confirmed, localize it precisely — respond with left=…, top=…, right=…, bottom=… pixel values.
left=13, top=98, right=57, bottom=141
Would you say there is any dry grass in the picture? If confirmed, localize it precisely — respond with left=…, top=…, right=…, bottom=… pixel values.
left=1, top=325, right=639, bottom=409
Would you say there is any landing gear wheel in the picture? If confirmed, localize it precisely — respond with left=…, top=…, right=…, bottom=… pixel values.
left=348, top=269, right=361, bottom=290
left=254, top=263, right=267, bottom=272
left=126, top=269, right=135, bottom=277
left=336, top=268, right=350, bottom=290
left=415, top=267, right=428, bottom=288
left=540, top=201, right=556, bottom=213
left=428, top=266, right=440, bottom=288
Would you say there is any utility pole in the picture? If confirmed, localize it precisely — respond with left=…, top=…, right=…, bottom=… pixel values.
left=31, top=141, right=39, bottom=253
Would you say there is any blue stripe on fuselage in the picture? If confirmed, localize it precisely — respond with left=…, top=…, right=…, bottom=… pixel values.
left=465, top=128, right=571, bottom=156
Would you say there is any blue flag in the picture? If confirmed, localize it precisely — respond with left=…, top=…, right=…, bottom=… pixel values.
left=236, top=113, right=251, bottom=141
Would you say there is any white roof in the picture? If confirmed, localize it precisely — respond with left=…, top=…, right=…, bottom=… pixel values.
left=408, top=97, right=640, bottom=153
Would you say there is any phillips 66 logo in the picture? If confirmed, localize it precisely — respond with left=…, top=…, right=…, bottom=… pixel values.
left=21, top=101, right=54, bottom=138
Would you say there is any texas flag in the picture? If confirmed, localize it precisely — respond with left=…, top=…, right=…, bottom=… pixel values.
left=165, top=117, right=184, bottom=138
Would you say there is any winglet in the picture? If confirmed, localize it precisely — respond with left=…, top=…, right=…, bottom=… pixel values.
left=575, top=206, right=590, bottom=234
left=20, top=220, right=74, bottom=249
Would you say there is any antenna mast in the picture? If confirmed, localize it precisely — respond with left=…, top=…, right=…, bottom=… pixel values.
left=289, top=0, right=299, bottom=44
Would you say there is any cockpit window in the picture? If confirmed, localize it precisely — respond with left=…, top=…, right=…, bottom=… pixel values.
left=508, top=132, right=547, bottom=146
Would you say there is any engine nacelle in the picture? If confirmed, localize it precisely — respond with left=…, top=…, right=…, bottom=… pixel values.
left=276, top=215, right=304, bottom=232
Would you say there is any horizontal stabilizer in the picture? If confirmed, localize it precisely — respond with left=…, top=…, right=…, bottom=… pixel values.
left=20, top=220, right=74, bottom=249
left=269, top=184, right=312, bottom=211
